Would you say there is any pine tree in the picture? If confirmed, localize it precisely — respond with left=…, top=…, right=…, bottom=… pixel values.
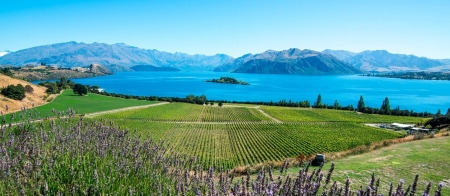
left=357, top=95, right=365, bottom=112
left=381, top=97, right=391, bottom=114
left=314, top=94, right=322, bottom=108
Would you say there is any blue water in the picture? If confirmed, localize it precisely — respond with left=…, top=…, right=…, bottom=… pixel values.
left=69, top=72, right=450, bottom=113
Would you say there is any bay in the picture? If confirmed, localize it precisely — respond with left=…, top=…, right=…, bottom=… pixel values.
left=70, top=72, right=450, bottom=113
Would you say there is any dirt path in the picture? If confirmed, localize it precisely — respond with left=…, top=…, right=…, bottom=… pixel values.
left=85, top=102, right=169, bottom=118
left=255, top=106, right=283, bottom=123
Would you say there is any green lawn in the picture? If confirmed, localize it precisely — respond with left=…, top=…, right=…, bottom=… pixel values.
left=2, top=90, right=158, bottom=120
left=280, top=136, right=450, bottom=195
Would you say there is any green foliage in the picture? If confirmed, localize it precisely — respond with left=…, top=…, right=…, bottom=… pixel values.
left=103, top=120, right=402, bottom=169
left=24, top=84, right=34, bottom=93
left=101, top=102, right=271, bottom=122
left=0, top=84, right=26, bottom=100
left=314, top=94, right=323, bottom=108
left=333, top=99, right=341, bottom=109
left=39, top=77, right=75, bottom=94
left=424, top=116, right=450, bottom=128
left=73, top=83, right=88, bottom=96
left=261, top=106, right=425, bottom=123
left=185, top=94, right=207, bottom=104
left=381, top=97, right=391, bottom=114
left=357, top=95, right=365, bottom=112
left=206, top=76, right=249, bottom=85
left=2, top=90, right=157, bottom=120
left=96, top=103, right=405, bottom=169
left=0, top=68, right=14, bottom=77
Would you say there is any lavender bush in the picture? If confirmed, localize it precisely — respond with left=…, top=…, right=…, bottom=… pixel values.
left=0, top=109, right=444, bottom=195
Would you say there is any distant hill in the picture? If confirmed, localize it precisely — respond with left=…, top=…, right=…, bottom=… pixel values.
left=130, top=65, right=180, bottom=72
left=0, top=73, right=55, bottom=113
left=322, top=49, right=356, bottom=60
left=9, top=63, right=112, bottom=81
left=0, top=42, right=234, bottom=71
left=440, top=59, right=450, bottom=65
left=216, top=48, right=361, bottom=74
left=0, top=51, right=9, bottom=57
left=88, top=63, right=113, bottom=75
left=323, top=49, right=445, bottom=72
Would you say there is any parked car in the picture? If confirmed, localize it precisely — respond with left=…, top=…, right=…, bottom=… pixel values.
left=312, top=154, right=325, bottom=166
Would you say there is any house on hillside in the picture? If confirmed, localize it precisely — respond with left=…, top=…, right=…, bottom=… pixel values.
left=391, top=123, right=414, bottom=130
left=407, top=127, right=432, bottom=135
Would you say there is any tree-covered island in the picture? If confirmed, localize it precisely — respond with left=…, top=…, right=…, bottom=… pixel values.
left=206, top=76, right=249, bottom=85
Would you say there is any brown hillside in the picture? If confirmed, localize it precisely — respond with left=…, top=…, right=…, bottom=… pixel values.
left=0, top=73, right=53, bottom=114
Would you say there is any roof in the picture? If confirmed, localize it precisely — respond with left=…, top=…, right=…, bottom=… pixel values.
left=391, top=123, right=414, bottom=128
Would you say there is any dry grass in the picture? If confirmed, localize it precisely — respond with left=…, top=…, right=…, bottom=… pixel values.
left=0, top=73, right=55, bottom=113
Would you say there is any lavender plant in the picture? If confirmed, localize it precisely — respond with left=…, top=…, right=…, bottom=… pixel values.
left=0, top=108, right=445, bottom=195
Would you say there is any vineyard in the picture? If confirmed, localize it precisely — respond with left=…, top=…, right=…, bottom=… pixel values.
left=261, top=106, right=425, bottom=123
left=94, top=103, right=419, bottom=169
left=101, top=102, right=272, bottom=122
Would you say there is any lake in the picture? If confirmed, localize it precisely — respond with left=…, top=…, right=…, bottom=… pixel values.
left=70, top=72, right=450, bottom=113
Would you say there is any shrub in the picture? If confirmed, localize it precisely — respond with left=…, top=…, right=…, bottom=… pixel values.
left=0, top=84, right=26, bottom=100
left=25, top=84, right=34, bottom=93
left=413, top=132, right=424, bottom=140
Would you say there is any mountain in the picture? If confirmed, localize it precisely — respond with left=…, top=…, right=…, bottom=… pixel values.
left=0, top=51, right=9, bottom=57
left=439, top=59, right=450, bottom=65
left=322, top=49, right=356, bottom=60
left=219, top=48, right=361, bottom=74
left=130, top=65, right=180, bottom=72
left=89, top=63, right=113, bottom=75
left=0, top=42, right=234, bottom=71
left=324, top=49, right=445, bottom=72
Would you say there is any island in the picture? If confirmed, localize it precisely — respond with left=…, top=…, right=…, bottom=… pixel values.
left=206, top=76, right=249, bottom=85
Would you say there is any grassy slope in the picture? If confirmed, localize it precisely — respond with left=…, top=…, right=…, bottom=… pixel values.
left=2, top=90, right=158, bottom=120
left=281, top=136, right=450, bottom=195
left=0, top=73, right=52, bottom=113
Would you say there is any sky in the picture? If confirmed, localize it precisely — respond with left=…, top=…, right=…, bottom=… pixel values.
left=1, top=0, right=449, bottom=58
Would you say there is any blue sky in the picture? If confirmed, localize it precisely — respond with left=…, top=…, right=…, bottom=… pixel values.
left=1, top=0, right=449, bottom=58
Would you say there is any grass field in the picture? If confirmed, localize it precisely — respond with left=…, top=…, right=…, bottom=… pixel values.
left=278, top=135, right=450, bottom=195
left=261, top=106, right=426, bottom=123
left=1, top=90, right=158, bottom=121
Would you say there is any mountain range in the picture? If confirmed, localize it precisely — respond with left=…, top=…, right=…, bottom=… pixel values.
left=214, top=49, right=360, bottom=74
left=1, top=42, right=449, bottom=74
left=322, top=49, right=447, bottom=72
left=0, top=42, right=233, bottom=72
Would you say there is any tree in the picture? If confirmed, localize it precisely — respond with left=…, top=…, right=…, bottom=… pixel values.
left=333, top=100, right=341, bottom=109
left=436, top=109, right=442, bottom=117
left=314, top=94, right=322, bottom=108
left=357, top=95, right=365, bottom=112
left=1, top=84, right=26, bottom=100
left=25, top=85, right=34, bottom=93
left=90, top=85, right=100, bottom=93
left=218, top=102, right=223, bottom=107
left=209, top=102, right=214, bottom=106
left=73, top=84, right=88, bottom=96
left=446, top=108, right=450, bottom=116
left=380, top=97, right=391, bottom=114
left=45, top=82, right=60, bottom=94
